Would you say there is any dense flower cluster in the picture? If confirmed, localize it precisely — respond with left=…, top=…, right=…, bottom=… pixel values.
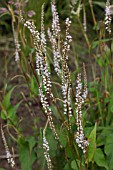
left=41, top=3, right=46, bottom=49
left=38, top=6, right=52, bottom=95
left=63, top=18, right=72, bottom=58
left=43, top=135, right=53, bottom=170
left=105, top=0, right=112, bottom=34
left=51, top=0, right=60, bottom=36
left=39, top=87, right=59, bottom=140
left=1, top=125, right=15, bottom=167
left=21, top=17, right=40, bottom=47
left=62, top=18, right=72, bottom=119
left=75, top=71, right=89, bottom=154
left=48, top=0, right=61, bottom=76
left=21, top=10, right=52, bottom=95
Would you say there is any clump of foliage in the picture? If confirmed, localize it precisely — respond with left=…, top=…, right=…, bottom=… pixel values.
left=0, top=0, right=113, bottom=170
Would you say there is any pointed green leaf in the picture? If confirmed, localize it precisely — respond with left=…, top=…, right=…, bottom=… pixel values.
left=94, top=148, right=109, bottom=170
left=63, top=163, right=70, bottom=170
left=71, top=160, right=84, bottom=170
left=27, top=136, right=36, bottom=153
left=18, top=137, right=36, bottom=170
left=104, top=134, right=113, bottom=170
left=58, top=128, right=68, bottom=147
left=46, top=129, right=57, bottom=157
left=2, top=87, right=15, bottom=110
left=71, top=160, right=79, bottom=170
left=7, top=101, right=21, bottom=125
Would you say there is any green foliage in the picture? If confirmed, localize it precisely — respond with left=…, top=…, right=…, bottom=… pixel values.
left=1, top=0, right=113, bottom=170
left=71, top=160, right=78, bottom=170
left=1, top=87, right=21, bottom=126
left=105, top=134, right=113, bottom=170
left=36, top=129, right=46, bottom=170
left=94, top=148, right=109, bottom=170
left=63, top=163, right=71, bottom=170
left=30, top=76, right=39, bottom=97
left=46, top=129, right=58, bottom=157
left=18, top=136, right=37, bottom=170
left=88, top=123, right=97, bottom=163
left=2, top=87, right=15, bottom=110
left=59, top=128, right=68, bottom=147
left=71, top=160, right=84, bottom=170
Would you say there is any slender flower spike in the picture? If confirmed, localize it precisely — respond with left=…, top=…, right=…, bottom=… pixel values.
left=75, top=70, right=89, bottom=154
left=61, top=18, right=72, bottom=123
left=62, top=18, right=72, bottom=119
left=41, top=3, right=46, bottom=49
left=39, top=87, right=59, bottom=141
left=43, top=119, right=53, bottom=170
left=21, top=11, right=52, bottom=95
left=1, top=125, right=15, bottom=167
left=105, top=0, right=112, bottom=34
left=48, top=0, right=61, bottom=76
left=51, top=0, right=61, bottom=36
left=43, top=136, right=53, bottom=170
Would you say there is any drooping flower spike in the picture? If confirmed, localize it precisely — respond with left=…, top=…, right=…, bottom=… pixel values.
left=1, top=125, right=15, bottom=167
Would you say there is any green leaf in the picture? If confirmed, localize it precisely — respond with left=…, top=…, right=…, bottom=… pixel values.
left=55, top=148, right=65, bottom=169
left=71, top=160, right=84, bottom=170
left=27, top=136, right=36, bottom=153
left=18, top=137, right=36, bottom=170
left=88, top=123, right=97, bottom=163
left=97, top=129, right=112, bottom=147
left=30, top=76, right=38, bottom=97
left=1, top=99, right=21, bottom=126
left=36, top=129, right=46, bottom=170
left=46, top=129, right=57, bottom=157
left=50, top=105, right=60, bottom=119
left=0, top=12, right=10, bottom=18
left=71, top=70, right=78, bottom=83
left=63, top=162, right=71, bottom=170
left=7, top=101, right=21, bottom=125
left=104, top=134, right=113, bottom=170
left=92, top=38, right=113, bottom=49
left=71, top=160, right=79, bottom=170
left=94, top=148, right=109, bottom=170
left=93, top=1, right=105, bottom=8
left=2, top=87, right=15, bottom=110
left=84, top=127, right=94, bottom=138
left=59, top=128, right=68, bottom=147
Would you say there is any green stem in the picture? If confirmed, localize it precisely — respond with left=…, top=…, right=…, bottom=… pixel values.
left=96, top=90, right=104, bottom=126
left=89, top=1, right=97, bottom=26
left=77, top=17, right=91, bottom=50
